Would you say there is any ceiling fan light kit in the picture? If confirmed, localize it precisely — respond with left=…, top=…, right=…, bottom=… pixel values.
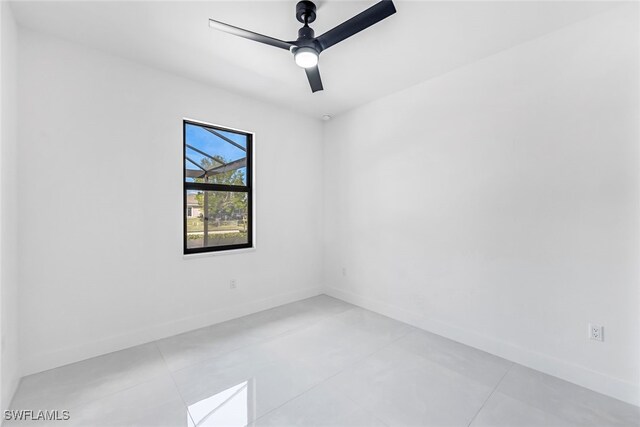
left=209, top=0, right=396, bottom=93
left=293, top=47, right=319, bottom=68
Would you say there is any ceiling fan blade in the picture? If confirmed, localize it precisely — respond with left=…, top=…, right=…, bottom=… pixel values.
left=316, top=1, right=396, bottom=51
left=305, top=66, right=324, bottom=93
left=209, top=19, right=294, bottom=50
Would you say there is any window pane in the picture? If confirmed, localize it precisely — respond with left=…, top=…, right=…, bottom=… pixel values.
left=186, top=190, right=249, bottom=249
left=185, top=123, right=248, bottom=186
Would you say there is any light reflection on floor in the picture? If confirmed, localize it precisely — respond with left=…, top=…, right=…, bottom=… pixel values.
left=188, top=380, right=254, bottom=426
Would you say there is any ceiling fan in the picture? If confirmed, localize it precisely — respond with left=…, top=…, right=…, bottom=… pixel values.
left=209, top=1, right=396, bottom=93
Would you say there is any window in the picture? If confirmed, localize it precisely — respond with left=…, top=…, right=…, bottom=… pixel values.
left=183, top=120, right=253, bottom=254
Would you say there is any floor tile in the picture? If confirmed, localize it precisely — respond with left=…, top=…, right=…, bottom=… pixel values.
left=252, top=382, right=387, bottom=427
left=394, top=329, right=511, bottom=387
left=171, top=343, right=330, bottom=424
left=256, top=308, right=415, bottom=379
left=329, top=308, right=417, bottom=343
left=495, top=364, right=640, bottom=426
left=326, top=344, right=495, bottom=427
left=63, top=374, right=191, bottom=427
left=9, top=296, right=639, bottom=427
left=239, top=296, right=353, bottom=339
left=157, top=296, right=353, bottom=372
left=294, top=295, right=356, bottom=317
left=156, top=317, right=262, bottom=372
left=10, top=342, right=167, bottom=411
left=470, top=391, right=574, bottom=427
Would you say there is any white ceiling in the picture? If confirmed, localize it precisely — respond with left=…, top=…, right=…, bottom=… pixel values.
left=11, top=0, right=618, bottom=119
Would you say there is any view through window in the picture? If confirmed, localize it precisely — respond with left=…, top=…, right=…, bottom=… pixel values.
left=183, top=120, right=253, bottom=253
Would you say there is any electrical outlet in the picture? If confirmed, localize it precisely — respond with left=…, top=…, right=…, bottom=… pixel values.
left=589, top=324, right=603, bottom=342
left=342, top=267, right=347, bottom=277
left=230, top=279, right=237, bottom=290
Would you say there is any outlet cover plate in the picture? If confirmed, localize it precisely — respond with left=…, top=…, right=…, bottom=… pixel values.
left=589, top=324, right=604, bottom=342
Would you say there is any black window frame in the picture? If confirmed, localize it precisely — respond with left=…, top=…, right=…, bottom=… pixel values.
left=183, top=119, right=253, bottom=254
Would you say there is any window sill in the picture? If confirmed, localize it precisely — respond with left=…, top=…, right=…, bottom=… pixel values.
left=183, top=247, right=256, bottom=259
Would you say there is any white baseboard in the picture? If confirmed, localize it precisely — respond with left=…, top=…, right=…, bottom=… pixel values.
left=324, top=286, right=640, bottom=407
left=22, top=286, right=323, bottom=376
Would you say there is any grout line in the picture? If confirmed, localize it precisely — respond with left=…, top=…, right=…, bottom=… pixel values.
left=155, top=341, right=198, bottom=427
left=249, top=324, right=414, bottom=426
left=466, top=361, right=515, bottom=427
left=14, top=299, right=365, bottom=426
left=164, top=300, right=359, bottom=375
left=4, top=376, right=24, bottom=411
left=152, top=299, right=360, bottom=425
left=12, top=298, right=348, bottom=421
left=63, top=376, right=164, bottom=413
left=12, top=344, right=180, bottom=414
left=193, top=382, right=248, bottom=426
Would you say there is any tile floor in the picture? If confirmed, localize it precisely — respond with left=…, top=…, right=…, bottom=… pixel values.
left=7, top=295, right=640, bottom=427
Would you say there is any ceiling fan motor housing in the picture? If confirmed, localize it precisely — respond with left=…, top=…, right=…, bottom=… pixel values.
left=296, top=1, right=317, bottom=24
left=296, top=26, right=320, bottom=51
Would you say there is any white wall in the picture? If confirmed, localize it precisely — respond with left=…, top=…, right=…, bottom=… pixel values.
left=323, top=4, right=639, bottom=405
left=17, top=29, right=324, bottom=375
left=0, top=0, right=21, bottom=413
